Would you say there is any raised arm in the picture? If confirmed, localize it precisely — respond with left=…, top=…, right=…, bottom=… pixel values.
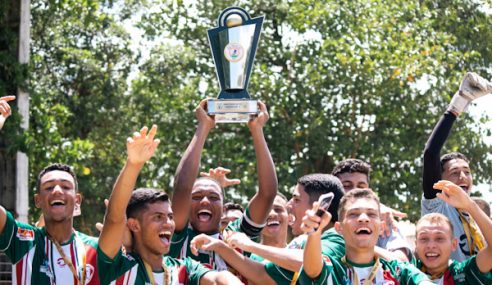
left=0, top=95, right=15, bottom=130
left=99, top=125, right=160, bottom=259
left=434, top=180, right=492, bottom=273
left=423, top=73, right=492, bottom=199
left=172, top=99, right=215, bottom=232
left=246, top=101, right=278, bottom=224
left=300, top=203, right=332, bottom=279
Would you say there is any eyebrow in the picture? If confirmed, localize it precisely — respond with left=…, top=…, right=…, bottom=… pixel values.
left=41, top=179, right=74, bottom=185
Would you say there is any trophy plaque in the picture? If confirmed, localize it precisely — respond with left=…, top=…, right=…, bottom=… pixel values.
left=207, top=7, right=264, bottom=123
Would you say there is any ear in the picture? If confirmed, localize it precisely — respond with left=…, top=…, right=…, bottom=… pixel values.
left=334, top=221, right=343, bottom=234
left=451, top=237, right=458, bottom=251
left=75, top=193, right=82, bottom=205
left=34, top=194, right=41, bottom=208
left=127, top=218, right=141, bottom=233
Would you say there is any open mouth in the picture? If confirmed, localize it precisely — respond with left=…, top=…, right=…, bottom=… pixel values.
left=425, top=252, right=440, bottom=261
left=197, top=209, right=212, bottom=222
left=355, top=227, right=372, bottom=235
left=267, top=220, right=280, bottom=227
left=158, top=231, right=172, bottom=245
left=50, top=200, right=66, bottom=207
left=459, top=185, right=469, bottom=192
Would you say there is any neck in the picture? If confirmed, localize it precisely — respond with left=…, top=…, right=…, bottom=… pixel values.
left=345, top=246, right=375, bottom=264
left=261, top=234, right=287, bottom=248
left=134, top=241, right=163, bottom=271
left=426, top=262, right=449, bottom=277
left=44, top=219, right=74, bottom=244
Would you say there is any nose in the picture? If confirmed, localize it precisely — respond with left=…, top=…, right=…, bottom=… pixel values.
left=200, top=196, right=210, bottom=204
left=52, top=184, right=64, bottom=194
left=459, top=171, right=467, bottom=180
left=358, top=212, right=370, bottom=222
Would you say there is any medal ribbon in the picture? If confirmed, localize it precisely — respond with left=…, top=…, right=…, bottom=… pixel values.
left=144, top=260, right=170, bottom=285
left=341, top=256, right=380, bottom=285
left=458, top=211, right=484, bottom=255
left=46, top=231, right=86, bottom=285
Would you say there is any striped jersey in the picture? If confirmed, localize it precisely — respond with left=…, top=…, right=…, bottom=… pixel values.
left=298, top=256, right=429, bottom=285
left=97, top=246, right=210, bottom=285
left=415, top=256, right=492, bottom=285
left=0, top=211, right=99, bottom=285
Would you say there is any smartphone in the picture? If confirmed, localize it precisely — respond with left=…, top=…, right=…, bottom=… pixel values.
left=315, top=192, right=334, bottom=217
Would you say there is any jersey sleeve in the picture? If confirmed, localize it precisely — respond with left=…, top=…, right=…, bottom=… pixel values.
left=183, top=256, right=212, bottom=285
left=387, top=260, right=430, bottom=285
left=422, top=112, right=456, bottom=199
left=456, top=255, right=492, bottom=283
left=97, top=246, right=137, bottom=285
left=320, top=229, right=346, bottom=259
left=0, top=211, right=38, bottom=263
left=297, top=259, right=333, bottom=285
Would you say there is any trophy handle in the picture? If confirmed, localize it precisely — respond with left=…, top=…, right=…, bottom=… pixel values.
left=218, top=7, right=251, bottom=27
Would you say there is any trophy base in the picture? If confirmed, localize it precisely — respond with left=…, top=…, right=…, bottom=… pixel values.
left=207, top=99, right=258, bottom=123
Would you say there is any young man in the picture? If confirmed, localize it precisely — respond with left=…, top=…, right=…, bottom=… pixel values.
left=220, top=202, right=244, bottom=233
left=332, top=158, right=412, bottom=262
left=190, top=174, right=346, bottom=285
left=97, top=125, right=241, bottom=284
left=0, top=95, right=15, bottom=130
left=299, top=188, right=432, bottom=285
left=226, top=193, right=291, bottom=263
left=422, top=72, right=492, bottom=261
left=414, top=180, right=492, bottom=284
left=0, top=163, right=100, bottom=284
left=170, top=99, right=277, bottom=270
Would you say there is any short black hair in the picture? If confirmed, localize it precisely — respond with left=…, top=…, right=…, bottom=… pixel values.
left=332, top=159, right=371, bottom=182
left=223, top=202, right=244, bottom=213
left=36, top=163, right=78, bottom=192
left=297, top=174, right=345, bottom=222
left=440, top=152, right=470, bottom=171
left=126, top=188, right=170, bottom=219
left=472, top=197, right=491, bottom=217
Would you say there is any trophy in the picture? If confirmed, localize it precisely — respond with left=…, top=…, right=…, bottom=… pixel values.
left=207, top=7, right=264, bottom=123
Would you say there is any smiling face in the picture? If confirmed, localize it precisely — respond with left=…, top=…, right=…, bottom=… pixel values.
left=262, top=196, right=289, bottom=239
left=442, top=158, right=473, bottom=194
left=129, top=201, right=175, bottom=256
left=335, top=197, right=381, bottom=251
left=34, top=170, right=81, bottom=223
left=190, top=179, right=223, bottom=234
left=415, top=219, right=456, bottom=275
left=286, top=184, right=312, bottom=236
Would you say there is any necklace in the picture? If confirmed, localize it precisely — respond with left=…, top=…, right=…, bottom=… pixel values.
left=341, top=256, right=380, bottom=285
left=46, top=230, right=86, bottom=285
left=144, top=259, right=170, bottom=285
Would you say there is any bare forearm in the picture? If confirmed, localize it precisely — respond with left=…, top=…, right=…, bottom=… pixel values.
left=249, top=127, right=277, bottom=223
left=173, top=125, right=210, bottom=229
left=214, top=243, right=275, bottom=285
left=244, top=242, right=302, bottom=272
left=374, top=246, right=409, bottom=262
left=303, top=233, right=323, bottom=279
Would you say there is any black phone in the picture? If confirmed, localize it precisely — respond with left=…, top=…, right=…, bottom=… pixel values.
left=315, top=193, right=334, bottom=217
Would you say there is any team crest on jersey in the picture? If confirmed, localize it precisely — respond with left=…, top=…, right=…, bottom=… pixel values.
left=85, top=264, right=95, bottom=283
left=16, top=228, right=34, bottom=241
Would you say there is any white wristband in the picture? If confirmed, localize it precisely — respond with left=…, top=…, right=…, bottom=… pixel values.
left=447, top=92, right=470, bottom=115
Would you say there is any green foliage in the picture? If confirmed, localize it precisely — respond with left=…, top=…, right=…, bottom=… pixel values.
left=15, top=0, right=492, bottom=234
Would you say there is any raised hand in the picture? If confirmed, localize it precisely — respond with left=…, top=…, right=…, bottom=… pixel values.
left=190, top=234, right=225, bottom=255
left=248, top=101, right=269, bottom=130
left=300, top=202, right=332, bottom=235
left=448, top=72, right=492, bottom=115
left=195, top=99, right=215, bottom=131
left=127, top=125, right=160, bottom=165
left=459, top=72, right=492, bottom=101
left=200, top=167, right=241, bottom=188
left=0, top=95, right=16, bottom=129
left=224, top=231, right=254, bottom=251
left=379, top=204, right=407, bottom=237
left=434, top=180, right=474, bottom=211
